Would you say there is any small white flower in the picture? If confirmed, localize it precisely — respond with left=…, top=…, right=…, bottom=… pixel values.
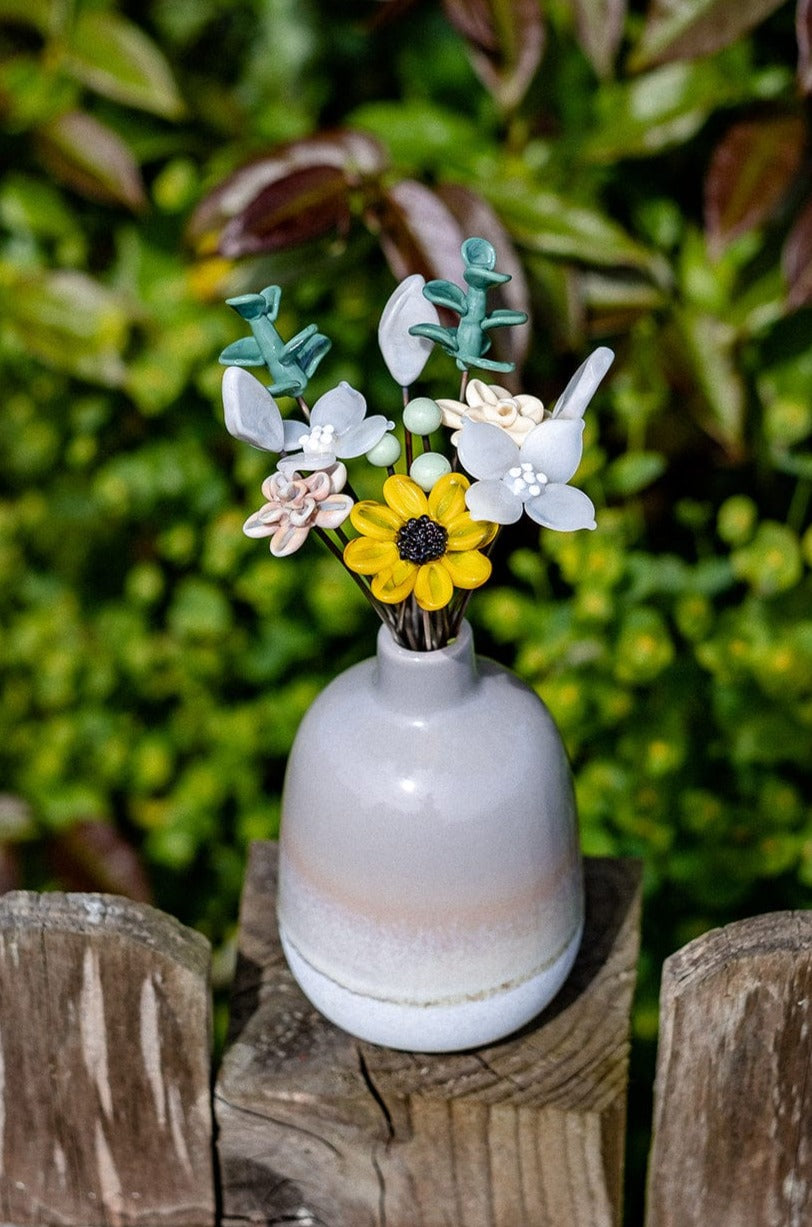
left=457, top=418, right=596, bottom=530
left=279, top=382, right=394, bottom=473
left=377, top=274, right=440, bottom=386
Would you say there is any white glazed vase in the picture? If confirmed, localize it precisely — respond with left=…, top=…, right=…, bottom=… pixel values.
left=277, top=620, right=583, bottom=1052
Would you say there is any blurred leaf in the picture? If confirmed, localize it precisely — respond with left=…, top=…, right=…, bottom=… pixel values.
left=480, top=179, right=671, bottom=283
left=437, top=181, right=532, bottom=371
left=631, top=0, right=786, bottom=70
left=219, top=164, right=352, bottom=257
left=0, top=794, right=36, bottom=842
left=2, top=266, right=129, bottom=385
left=572, top=0, right=627, bottom=79
left=0, top=54, right=77, bottom=130
left=36, top=110, right=146, bottom=211
left=704, top=115, right=806, bottom=254
left=63, top=10, right=185, bottom=118
left=585, top=54, right=790, bottom=162
left=188, top=130, right=386, bottom=249
left=375, top=179, right=466, bottom=282
left=605, top=452, right=667, bottom=495
left=675, top=307, right=746, bottom=455
left=799, top=0, right=812, bottom=93
left=350, top=101, right=487, bottom=173
left=49, top=819, right=153, bottom=901
left=442, top=0, right=544, bottom=110
left=0, top=0, right=52, bottom=31
left=783, top=195, right=812, bottom=308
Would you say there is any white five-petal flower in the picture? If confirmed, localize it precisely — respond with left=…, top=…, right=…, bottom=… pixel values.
left=279, top=382, right=394, bottom=473
left=457, top=417, right=596, bottom=531
left=455, top=346, right=614, bottom=530
left=377, top=274, right=441, bottom=386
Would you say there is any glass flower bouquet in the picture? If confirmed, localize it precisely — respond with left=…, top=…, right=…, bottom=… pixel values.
left=219, top=238, right=617, bottom=1049
left=221, top=237, right=613, bottom=653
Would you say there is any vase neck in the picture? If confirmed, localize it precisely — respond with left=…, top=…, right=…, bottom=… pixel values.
left=374, top=620, right=478, bottom=714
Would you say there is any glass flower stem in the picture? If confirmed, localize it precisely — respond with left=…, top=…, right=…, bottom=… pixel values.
left=314, top=528, right=387, bottom=621
left=459, top=369, right=469, bottom=400
left=405, top=430, right=414, bottom=470
left=296, top=396, right=311, bottom=423
left=421, top=435, right=432, bottom=452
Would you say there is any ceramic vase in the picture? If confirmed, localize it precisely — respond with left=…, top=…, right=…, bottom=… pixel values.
left=277, top=620, right=583, bottom=1052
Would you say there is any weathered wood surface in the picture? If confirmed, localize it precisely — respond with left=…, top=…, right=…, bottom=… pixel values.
left=217, top=842, right=642, bottom=1227
left=646, top=911, right=812, bottom=1227
left=0, top=891, right=215, bottom=1227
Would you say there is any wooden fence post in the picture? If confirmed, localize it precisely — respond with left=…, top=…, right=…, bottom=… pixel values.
left=0, top=891, right=216, bottom=1227
left=216, top=842, right=642, bottom=1227
left=646, top=911, right=812, bottom=1227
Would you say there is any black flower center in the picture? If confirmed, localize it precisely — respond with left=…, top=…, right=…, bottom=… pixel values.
left=396, top=514, right=448, bottom=564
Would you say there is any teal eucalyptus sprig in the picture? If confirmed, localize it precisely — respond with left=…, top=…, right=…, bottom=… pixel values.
left=219, top=285, right=331, bottom=398
left=408, top=237, right=528, bottom=373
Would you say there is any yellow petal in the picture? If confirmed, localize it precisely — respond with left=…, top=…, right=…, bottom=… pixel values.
left=349, top=500, right=402, bottom=540
left=444, top=511, right=495, bottom=551
left=344, top=537, right=399, bottom=575
left=440, top=549, right=492, bottom=590
left=384, top=474, right=428, bottom=520
left=413, top=561, right=454, bottom=611
left=428, top=471, right=470, bottom=524
left=372, top=560, right=417, bottom=604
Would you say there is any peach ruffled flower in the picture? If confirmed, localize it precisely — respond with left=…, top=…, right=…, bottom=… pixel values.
left=243, top=465, right=352, bottom=557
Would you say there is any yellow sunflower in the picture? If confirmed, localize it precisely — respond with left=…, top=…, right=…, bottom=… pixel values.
left=343, top=472, right=497, bottom=611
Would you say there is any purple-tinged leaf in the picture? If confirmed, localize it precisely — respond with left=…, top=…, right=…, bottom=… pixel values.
left=783, top=195, right=812, bottom=308
left=219, top=164, right=352, bottom=257
left=442, top=0, right=544, bottom=111
left=799, top=0, right=812, bottom=94
left=188, top=130, right=387, bottom=247
left=438, top=182, right=532, bottom=375
left=36, top=110, right=146, bottom=211
left=704, top=115, right=806, bottom=255
left=573, top=0, right=627, bottom=79
left=375, top=180, right=466, bottom=285
left=631, top=0, right=786, bottom=70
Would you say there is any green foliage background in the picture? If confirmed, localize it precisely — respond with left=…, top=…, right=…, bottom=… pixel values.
left=1, top=0, right=810, bottom=1212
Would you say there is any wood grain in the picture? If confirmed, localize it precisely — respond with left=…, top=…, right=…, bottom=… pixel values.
left=646, top=911, right=812, bottom=1227
left=0, top=891, right=215, bottom=1227
left=217, top=842, right=641, bottom=1226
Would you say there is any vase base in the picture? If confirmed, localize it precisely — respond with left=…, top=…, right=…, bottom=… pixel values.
left=279, top=923, right=583, bottom=1052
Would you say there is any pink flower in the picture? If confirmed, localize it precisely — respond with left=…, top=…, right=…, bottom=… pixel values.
left=243, top=464, right=353, bottom=557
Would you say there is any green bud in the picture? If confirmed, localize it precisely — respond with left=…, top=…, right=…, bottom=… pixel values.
left=409, top=451, right=451, bottom=491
